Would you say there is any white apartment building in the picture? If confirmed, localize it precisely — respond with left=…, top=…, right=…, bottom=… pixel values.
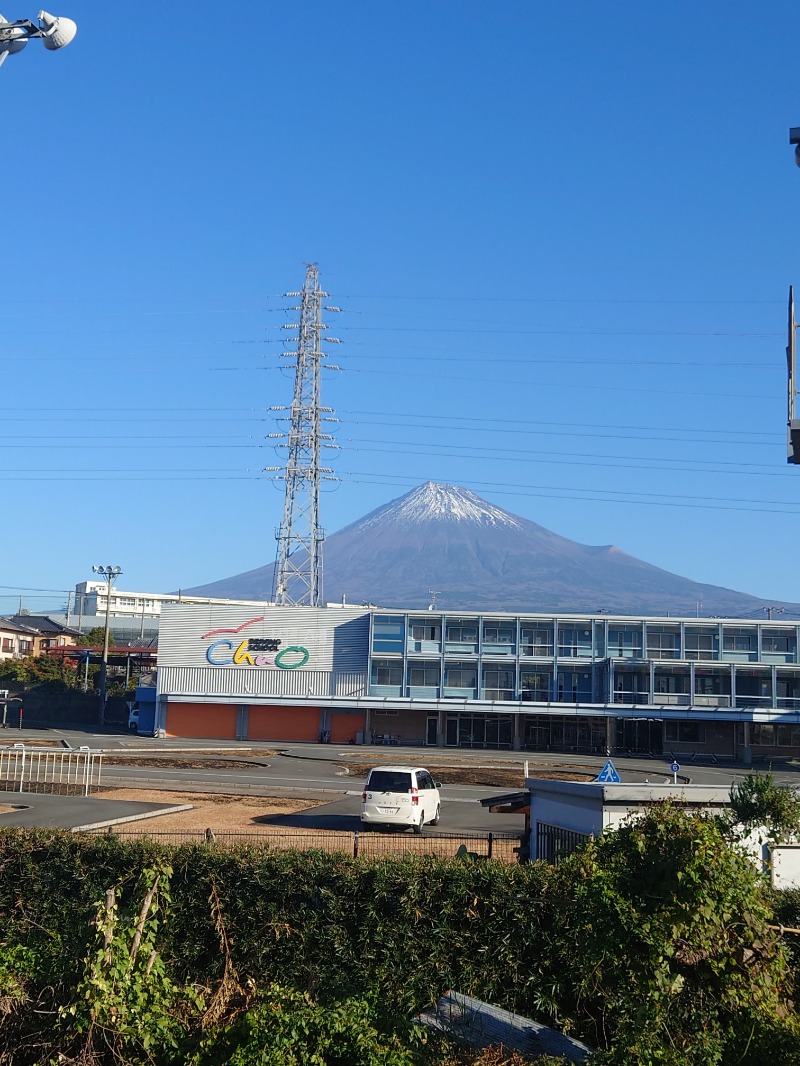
left=72, top=581, right=271, bottom=624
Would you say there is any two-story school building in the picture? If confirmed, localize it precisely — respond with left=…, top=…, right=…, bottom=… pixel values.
left=153, top=603, right=800, bottom=761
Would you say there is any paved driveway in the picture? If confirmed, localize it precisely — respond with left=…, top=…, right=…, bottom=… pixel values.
left=0, top=792, right=191, bottom=831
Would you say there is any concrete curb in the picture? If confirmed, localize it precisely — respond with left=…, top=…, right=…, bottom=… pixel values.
left=71, top=804, right=194, bottom=833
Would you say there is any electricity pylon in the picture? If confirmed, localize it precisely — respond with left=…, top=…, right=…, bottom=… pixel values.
left=268, top=264, right=340, bottom=606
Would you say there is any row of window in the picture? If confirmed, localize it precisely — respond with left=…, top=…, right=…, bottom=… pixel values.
left=371, top=657, right=800, bottom=705
left=1, top=637, right=33, bottom=655
left=375, top=617, right=799, bottom=661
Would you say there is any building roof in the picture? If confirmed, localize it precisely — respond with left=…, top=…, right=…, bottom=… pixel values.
left=5, top=615, right=81, bottom=637
left=0, top=617, right=40, bottom=635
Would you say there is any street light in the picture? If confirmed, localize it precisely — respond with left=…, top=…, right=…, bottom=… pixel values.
left=92, top=564, right=122, bottom=726
left=0, top=9, right=77, bottom=68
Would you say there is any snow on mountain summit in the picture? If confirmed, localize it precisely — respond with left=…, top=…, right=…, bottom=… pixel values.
left=357, top=481, right=523, bottom=530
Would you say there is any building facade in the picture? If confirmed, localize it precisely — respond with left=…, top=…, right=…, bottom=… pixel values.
left=0, top=616, right=79, bottom=660
left=153, top=603, right=800, bottom=761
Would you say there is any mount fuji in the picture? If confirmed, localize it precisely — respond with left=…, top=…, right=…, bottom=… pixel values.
left=184, top=481, right=800, bottom=617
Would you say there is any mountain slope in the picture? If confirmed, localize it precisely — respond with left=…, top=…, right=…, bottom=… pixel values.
left=185, top=482, right=800, bottom=617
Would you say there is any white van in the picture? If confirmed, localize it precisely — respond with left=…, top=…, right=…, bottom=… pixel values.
left=360, top=765, right=442, bottom=833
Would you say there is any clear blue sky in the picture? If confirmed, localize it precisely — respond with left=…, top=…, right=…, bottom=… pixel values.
left=3, top=1, right=800, bottom=614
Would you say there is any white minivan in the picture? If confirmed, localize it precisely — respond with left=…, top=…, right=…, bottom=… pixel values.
left=360, top=765, right=442, bottom=833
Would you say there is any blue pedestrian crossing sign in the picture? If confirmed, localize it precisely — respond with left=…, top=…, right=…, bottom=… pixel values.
left=596, top=759, right=621, bottom=783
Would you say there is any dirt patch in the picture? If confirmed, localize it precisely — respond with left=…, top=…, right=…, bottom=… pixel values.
left=101, top=756, right=271, bottom=771
left=90, top=788, right=519, bottom=862
left=94, top=788, right=316, bottom=833
left=339, top=760, right=593, bottom=789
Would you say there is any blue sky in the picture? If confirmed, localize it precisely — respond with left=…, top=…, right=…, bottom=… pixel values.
left=3, top=1, right=800, bottom=614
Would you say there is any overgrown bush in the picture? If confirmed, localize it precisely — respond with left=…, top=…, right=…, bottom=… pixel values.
left=0, top=809, right=799, bottom=1064
left=537, top=803, right=800, bottom=1064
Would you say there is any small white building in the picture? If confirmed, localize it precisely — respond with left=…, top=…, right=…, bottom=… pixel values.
left=527, top=778, right=733, bottom=863
left=525, top=776, right=800, bottom=890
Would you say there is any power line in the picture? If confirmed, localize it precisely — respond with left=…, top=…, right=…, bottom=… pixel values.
left=336, top=472, right=800, bottom=518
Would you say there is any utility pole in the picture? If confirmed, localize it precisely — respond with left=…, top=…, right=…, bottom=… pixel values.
left=92, top=565, right=122, bottom=725
left=761, top=606, right=787, bottom=621
left=268, top=264, right=340, bottom=606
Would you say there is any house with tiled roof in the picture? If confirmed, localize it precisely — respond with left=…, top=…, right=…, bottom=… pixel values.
left=0, top=618, right=37, bottom=660
left=1, top=616, right=81, bottom=658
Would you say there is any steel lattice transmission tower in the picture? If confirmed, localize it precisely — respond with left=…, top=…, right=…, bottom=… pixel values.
left=268, top=264, right=340, bottom=606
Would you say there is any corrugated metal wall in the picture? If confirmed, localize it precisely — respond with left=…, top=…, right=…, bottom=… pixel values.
left=158, top=667, right=368, bottom=698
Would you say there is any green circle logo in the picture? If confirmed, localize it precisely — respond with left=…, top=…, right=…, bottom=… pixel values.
left=274, top=645, right=310, bottom=669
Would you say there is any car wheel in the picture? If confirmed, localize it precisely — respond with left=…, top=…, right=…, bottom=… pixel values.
left=413, top=817, right=424, bottom=835
left=430, top=805, right=440, bottom=827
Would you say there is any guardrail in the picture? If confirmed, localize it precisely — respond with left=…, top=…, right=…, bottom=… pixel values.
left=0, top=744, right=102, bottom=796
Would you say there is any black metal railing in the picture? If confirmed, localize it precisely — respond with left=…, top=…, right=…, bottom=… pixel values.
left=82, top=827, right=523, bottom=863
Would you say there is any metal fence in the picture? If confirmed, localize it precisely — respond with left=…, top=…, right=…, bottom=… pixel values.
left=0, top=745, right=103, bottom=796
left=535, top=822, right=591, bottom=866
left=85, top=826, right=522, bottom=862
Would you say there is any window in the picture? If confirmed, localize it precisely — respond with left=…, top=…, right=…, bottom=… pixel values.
left=408, top=662, right=440, bottom=687
left=19, top=640, right=32, bottom=654
left=723, top=628, right=754, bottom=653
left=372, top=616, right=405, bottom=653
left=445, top=663, right=477, bottom=688
left=776, top=724, right=800, bottom=746
left=521, top=671, right=551, bottom=700
left=557, top=627, right=592, bottom=657
left=607, top=628, right=643, bottom=658
left=483, top=624, right=515, bottom=645
left=371, top=659, right=402, bottom=686
left=410, top=622, right=440, bottom=641
left=763, top=633, right=795, bottom=655
left=646, top=627, right=680, bottom=659
left=655, top=671, right=689, bottom=694
left=664, top=721, right=706, bottom=744
left=366, top=770, right=412, bottom=793
left=520, top=626, right=553, bottom=656
left=750, top=723, right=800, bottom=747
left=684, top=630, right=716, bottom=661
left=483, top=666, right=515, bottom=700
left=445, top=623, right=478, bottom=643
left=1, top=638, right=13, bottom=653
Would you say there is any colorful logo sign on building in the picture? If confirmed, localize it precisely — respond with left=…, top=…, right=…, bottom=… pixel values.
left=201, top=617, right=310, bottom=669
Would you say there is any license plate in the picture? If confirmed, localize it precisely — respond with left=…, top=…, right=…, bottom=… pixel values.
left=377, top=807, right=399, bottom=815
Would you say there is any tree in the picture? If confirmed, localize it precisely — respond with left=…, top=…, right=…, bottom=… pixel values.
left=77, top=626, right=113, bottom=648
left=728, top=773, right=800, bottom=844
left=539, top=803, right=800, bottom=1065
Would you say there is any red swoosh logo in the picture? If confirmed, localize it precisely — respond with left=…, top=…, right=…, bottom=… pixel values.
left=201, top=616, right=265, bottom=639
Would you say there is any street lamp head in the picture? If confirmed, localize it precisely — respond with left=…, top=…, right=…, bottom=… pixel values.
left=92, top=564, right=123, bottom=578
left=38, top=9, right=76, bottom=48
left=0, top=16, right=27, bottom=54
left=0, top=9, right=75, bottom=65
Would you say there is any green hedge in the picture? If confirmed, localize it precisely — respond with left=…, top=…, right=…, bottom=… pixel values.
left=0, top=830, right=551, bottom=1014
left=2, top=808, right=800, bottom=1066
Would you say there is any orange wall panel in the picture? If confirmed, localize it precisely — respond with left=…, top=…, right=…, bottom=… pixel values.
left=330, top=712, right=366, bottom=744
left=166, top=702, right=237, bottom=740
left=248, top=705, right=320, bottom=742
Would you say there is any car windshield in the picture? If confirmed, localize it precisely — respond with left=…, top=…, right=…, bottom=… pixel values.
left=367, top=770, right=413, bottom=793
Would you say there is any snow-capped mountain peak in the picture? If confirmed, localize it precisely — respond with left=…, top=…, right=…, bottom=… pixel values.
left=358, top=481, right=524, bottom=530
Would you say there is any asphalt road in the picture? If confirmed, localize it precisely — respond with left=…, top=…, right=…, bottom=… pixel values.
left=5, top=726, right=800, bottom=836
